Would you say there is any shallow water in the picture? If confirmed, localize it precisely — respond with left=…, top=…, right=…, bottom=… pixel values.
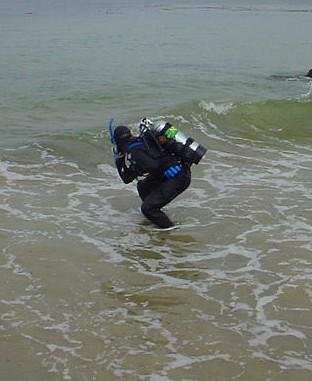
left=1, top=1, right=312, bottom=380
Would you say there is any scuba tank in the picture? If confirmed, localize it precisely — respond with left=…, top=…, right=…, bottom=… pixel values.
left=140, top=118, right=207, bottom=165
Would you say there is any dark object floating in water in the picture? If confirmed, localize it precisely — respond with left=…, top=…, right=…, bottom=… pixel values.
left=306, top=69, right=312, bottom=78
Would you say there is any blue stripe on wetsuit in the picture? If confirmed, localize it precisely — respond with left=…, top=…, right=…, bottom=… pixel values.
left=128, top=141, right=145, bottom=150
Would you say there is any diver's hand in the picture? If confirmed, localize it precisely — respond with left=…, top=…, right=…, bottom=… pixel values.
left=163, top=165, right=182, bottom=179
left=113, top=147, right=124, bottom=160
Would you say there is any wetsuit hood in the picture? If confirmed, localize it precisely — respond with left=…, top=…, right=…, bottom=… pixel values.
left=114, top=126, right=132, bottom=153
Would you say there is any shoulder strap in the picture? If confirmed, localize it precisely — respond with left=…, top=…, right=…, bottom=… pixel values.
left=127, top=140, right=145, bottom=150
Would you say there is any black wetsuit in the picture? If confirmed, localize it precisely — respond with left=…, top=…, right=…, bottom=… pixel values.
left=115, top=135, right=191, bottom=228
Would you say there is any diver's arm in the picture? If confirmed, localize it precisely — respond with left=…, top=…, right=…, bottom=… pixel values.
left=115, top=156, right=136, bottom=184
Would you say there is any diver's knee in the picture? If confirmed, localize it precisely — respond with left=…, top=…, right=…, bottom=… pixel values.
left=141, top=203, right=150, bottom=217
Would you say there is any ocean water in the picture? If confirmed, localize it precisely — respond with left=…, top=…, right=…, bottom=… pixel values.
left=1, top=1, right=312, bottom=380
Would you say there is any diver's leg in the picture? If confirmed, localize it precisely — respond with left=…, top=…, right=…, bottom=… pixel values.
left=137, top=176, right=162, bottom=201
left=141, top=170, right=191, bottom=228
left=141, top=192, right=174, bottom=228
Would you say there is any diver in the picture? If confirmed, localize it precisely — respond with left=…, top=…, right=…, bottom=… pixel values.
left=111, top=118, right=206, bottom=229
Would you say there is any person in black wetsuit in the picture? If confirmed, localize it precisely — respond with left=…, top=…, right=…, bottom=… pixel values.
left=113, top=124, right=191, bottom=229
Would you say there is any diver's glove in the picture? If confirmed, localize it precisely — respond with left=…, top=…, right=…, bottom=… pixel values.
left=113, top=147, right=124, bottom=161
left=163, top=165, right=182, bottom=179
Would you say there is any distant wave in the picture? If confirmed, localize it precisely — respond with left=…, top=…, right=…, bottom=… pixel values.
left=197, top=98, right=312, bottom=144
left=161, top=5, right=312, bottom=14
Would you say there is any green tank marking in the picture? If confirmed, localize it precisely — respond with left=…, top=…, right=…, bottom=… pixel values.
left=164, top=126, right=178, bottom=139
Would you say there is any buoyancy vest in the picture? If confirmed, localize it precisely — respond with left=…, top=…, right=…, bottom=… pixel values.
left=127, top=137, right=177, bottom=177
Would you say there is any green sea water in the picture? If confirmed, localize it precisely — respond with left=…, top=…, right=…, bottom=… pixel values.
left=1, top=1, right=312, bottom=380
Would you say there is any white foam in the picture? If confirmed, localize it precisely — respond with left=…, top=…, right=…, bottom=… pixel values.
left=301, top=80, right=312, bottom=98
left=0, top=160, right=46, bottom=182
left=200, top=100, right=234, bottom=115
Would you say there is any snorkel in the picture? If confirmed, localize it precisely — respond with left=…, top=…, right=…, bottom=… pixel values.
left=107, top=118, right=124, bottom=160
